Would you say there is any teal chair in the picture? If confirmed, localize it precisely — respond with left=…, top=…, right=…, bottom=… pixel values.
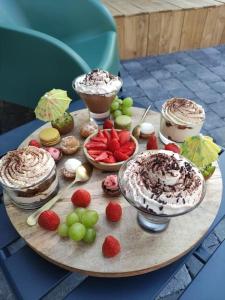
left=0, top=0, right=120, bottom=75
left=0, top=25, right=90, bottom=108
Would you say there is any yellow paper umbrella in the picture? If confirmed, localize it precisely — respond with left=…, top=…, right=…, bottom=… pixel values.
left=34, top=89, right=72, bottom=122
left=181, top=135, right=221, bottom=179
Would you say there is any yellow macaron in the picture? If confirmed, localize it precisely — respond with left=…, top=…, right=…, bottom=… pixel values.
left=39, top=128, right=61, bottom=146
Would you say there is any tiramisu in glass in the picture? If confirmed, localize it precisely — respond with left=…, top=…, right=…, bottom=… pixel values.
left=0, top=146, right=59, bottom=209
left=159, top=98, right=205, bottom=143
left=73, top=69, right=122, bottom=124
left=119, top=150, right=205, bottom=232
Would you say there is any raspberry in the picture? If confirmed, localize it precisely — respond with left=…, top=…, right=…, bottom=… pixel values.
left=164, top=143, right=180, bottom=154
left=107, top=138, right=120, bottom=152
left=28, top=139, right=41, bottom=148
left=71, top=189, right=91, bottom=207
left=103, top=119, right=114, bottom=129
left=106, top=201, right=122, bottom=222
left=38, top=210, right=60, bottom=231
left=114, top=150, right=129, bottom=162
left=102, top=235, right=121, bottom=258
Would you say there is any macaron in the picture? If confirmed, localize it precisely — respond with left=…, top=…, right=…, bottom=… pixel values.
left=140, top=122, right=155, bottom=139
left=45, top=147, right=62, bottom=162
left=39, top=128, right=61, bottom=146
left=62, top=158, right=82, bottom=180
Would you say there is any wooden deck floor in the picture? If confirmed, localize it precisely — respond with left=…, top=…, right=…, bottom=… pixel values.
left=102, top=0, right=225, bottom=59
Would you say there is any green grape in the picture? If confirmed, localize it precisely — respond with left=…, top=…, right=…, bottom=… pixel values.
left=123, top=97, right=133, bottom=107
left=122, top=106, right=132, bottom=116
left=69, top=223, right=86, bottom=241
left=66, top=212, right=79, bottom=227
left=74, top=207, right=87, bottom=221
left=83, top=228, right=96, bottom=244
left=117, top=99, right=123, bottom=105
left=113, top=110, right=122, bottom=118
left=114, top=95, right=119, bottom=101
left=111, top=101, right=119, bottom=111
left=57, top=223, right=69, bottom=237
left=81, top=210, right=99, bottom=228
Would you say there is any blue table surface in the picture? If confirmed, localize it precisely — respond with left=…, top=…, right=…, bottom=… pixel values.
left=1, top=99, right=225, bottom=299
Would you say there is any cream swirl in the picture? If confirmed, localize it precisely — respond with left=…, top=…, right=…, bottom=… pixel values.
left=162, top=98, right=205, bottom=126
left=74, top=69, right=122, bottom=95
left=119, top=150, right=204, bottom=215
left=0, top=146, right=55, bottom=188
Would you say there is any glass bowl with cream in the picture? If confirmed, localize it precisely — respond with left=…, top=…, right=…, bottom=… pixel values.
left=72, top=69, right=122, bottom=124
left=119, top=150, right=206, bottom=232
left=0, top=146, right=59, bottom=209
left=159, top=98, right=205, bottom=144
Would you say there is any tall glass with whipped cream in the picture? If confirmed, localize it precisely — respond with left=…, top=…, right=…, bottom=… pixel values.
left=159, top=98, right=205, bottom=143
left=72, top=69, right=122, bottom=124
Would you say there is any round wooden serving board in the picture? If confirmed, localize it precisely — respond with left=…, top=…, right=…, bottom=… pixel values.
left=4, top=108, right=223, bottom=277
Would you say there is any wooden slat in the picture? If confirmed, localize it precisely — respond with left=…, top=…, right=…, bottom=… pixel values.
left=159, top=10, right=184, bottom=54
left=147, top=12, right=162, bottom=55
left=115, top=17, right=125, bottom=59
left=101, top=0, right=122, bottom=16
left=180, top=8, right=208, bottom=50
left=105, top=0, right=142, bottom=16
left=166, top=0, right=220, bottom=9
left=130, top=0, right=180, bottom=13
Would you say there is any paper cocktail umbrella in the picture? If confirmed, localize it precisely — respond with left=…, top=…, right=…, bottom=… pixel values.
left=181, top=135, right=221, bottom=179
left=34, top=89, right=72, bottom=122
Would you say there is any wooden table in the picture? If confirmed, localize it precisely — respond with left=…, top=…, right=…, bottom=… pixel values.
left=3, top=108, right=223, bottom=277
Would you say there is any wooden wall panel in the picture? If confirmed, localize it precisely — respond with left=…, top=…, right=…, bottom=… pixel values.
left=103, top=0, right=225, bottom=59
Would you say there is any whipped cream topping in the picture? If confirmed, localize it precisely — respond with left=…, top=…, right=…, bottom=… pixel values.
left=0, top=147, right=55, bottom=189
left=74, top=69, right=122, bottom=95
left=64, top=159, right=81, bottom=173
left=162, top=98, right=205, bottom=126
left=119, top=150, right=204, bottom=215
left=140, top=122, right=155, bottom=135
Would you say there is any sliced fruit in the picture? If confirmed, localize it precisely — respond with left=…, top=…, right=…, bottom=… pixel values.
left=120, top=141, right=136, bottom=156
left=85, top=142, right=107, bottom=151
left=111, top=128, right=119, bottom=140
left=97, top=129, right=105, bottom=139
left=108, top=138, right=120, bottom=152
left=118, top=130, right=131, bottom=145
left=95, top=151, right=109, bottom=162
left=88, top=149, right=103, bottom=156
left=90, top=136, right=107, bottom=144
left=114, top=150, right=129, bottom=162
left=103, top=129, right=111, bottom=142
left=103, top=154, right=116, bottom=163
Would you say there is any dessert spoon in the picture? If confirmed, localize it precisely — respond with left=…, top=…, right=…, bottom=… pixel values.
left=132, top=104, right=151, bottom=139
left=27, top=162, right=93, bottom=226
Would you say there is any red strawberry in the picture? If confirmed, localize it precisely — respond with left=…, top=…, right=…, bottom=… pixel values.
left=91, top=136, right=107, bottom=144
left=71, top=189, right=91, bottom=207
left=106, top=201, right=122, bottom=222
left=103, top=154, right=116, bottom=163
left=108, top=138, right=120, bottom=152
left=147, top=134, right=158, bottom=150
left=120, top=141, right=136, bottom=156
left=103, top=129, right=111, bottom=142
left=38, top=210, right=60, bottom=231
left=88, top=150, right=103, bottom=156
left=114, top=150, right=129, bottom=162
left=164, top=143, right=180, bottom=154
left=85, top=142, right=107, bottom=151
left=103, top=119, right=114, bottom=129
left=29, top=139, right=41, bottom=148
left=97, top=130, right=105, bottom=139
left=111, top=128, right=119, bottom=140
left=95, top=151, right=109, bottom=162
left=102, top=235, right=121, bottom=258
left=118, top=131, right=130, bottom=145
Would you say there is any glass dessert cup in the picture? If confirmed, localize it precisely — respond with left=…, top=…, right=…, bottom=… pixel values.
left=118, top=156, right=206, bottom=233
left=2, top=167, right=59, bottom=210
left=159, top=113, right=204, bottom=144
left=72, top=77, right=123, bottom=125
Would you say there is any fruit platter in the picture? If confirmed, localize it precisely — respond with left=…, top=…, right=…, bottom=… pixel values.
left=1, top=69, right=223, bottom=277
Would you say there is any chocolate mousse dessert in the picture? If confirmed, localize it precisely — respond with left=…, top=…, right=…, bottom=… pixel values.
left=160, top=98, right=205, bottom=143
left=0, top=146, right=59, bottom=209
left=119, top=150, right=205, bottom=216
left=73, top=69, right=122, bottom=123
